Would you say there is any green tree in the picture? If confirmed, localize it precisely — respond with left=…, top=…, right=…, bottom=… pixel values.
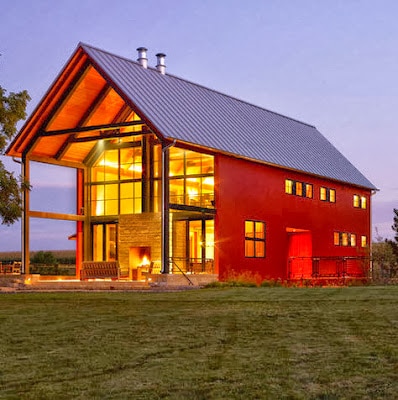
left=0, top=85, right=30, bottom=225
left=31, top=251, right=57, bottom=265
left=392, top=208, right=398, bottom=244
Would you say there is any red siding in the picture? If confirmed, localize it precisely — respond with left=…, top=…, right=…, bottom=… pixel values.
left=215, top=154, right=371, bottom=281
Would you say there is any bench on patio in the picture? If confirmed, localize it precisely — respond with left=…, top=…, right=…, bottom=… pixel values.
left=80, top=261, right=121, bottom=280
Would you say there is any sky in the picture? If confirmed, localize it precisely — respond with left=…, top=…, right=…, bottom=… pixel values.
left=0, top=0, right=397, bottom=251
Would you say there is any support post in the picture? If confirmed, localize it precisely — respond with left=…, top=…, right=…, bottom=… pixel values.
left=21, top=157, right=30, bottom=274
left=161, top=140, right=176, bottom=274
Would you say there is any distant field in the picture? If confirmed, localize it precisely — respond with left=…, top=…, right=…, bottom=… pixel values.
left=0, top=286, right=397, bottom=399
left=0, top=249, right=75, bottom=262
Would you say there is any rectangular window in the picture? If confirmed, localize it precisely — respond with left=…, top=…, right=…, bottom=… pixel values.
left=285, top=179, right=293, bottom=194
left=350, top=233, right=356, bottom=247
left=361, top=235, right=367, bottom=247
left=353, top=195, right=367, bottom=209
left=334, top=231, right=357, bottom=247
left=320, top=187, right=327, bottom=201
left=334, top=231, right=340, bottom=246
left=285, top=179, right=313, bottom=199
left=341, top=232, right=349, bottom=247
left=320, top=187, right=336, bottom=203
left=245, top=220, right=266, bottom=258
left=169, top=147, right=214, bottom=208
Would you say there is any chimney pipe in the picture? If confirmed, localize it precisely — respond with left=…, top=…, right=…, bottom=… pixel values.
left=156, top=53, right=166, bottom=74
left=137, top=47, right=148, bottom=68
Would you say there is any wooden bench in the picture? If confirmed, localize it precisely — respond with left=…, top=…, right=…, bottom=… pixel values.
left=80, top=261, right=121, bottom=280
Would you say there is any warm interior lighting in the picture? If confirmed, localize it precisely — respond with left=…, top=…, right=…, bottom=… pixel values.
left=141, top=255, right=150, bottom=266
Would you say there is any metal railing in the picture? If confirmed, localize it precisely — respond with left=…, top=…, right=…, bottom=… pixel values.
left=288, top=256, right=370, bottom=280
left=169, top=193, right=215, bottom=208
left=170, top=257, right=215, bottom=274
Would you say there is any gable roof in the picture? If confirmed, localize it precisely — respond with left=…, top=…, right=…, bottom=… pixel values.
left=8, top=43, right=376, bottom=190
left=81, top=44, right=375, bottom=190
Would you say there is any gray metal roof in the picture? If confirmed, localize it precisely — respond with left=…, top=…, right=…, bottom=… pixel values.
left=82, top=43, right=376, bottom=190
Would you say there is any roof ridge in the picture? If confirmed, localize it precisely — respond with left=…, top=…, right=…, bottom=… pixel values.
left=79, top=42, right=316, bottom=130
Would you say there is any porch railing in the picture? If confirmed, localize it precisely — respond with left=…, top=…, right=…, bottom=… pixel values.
left=288, top=256, right=370, bottom=280
left=170, top=257, right=215, bottom=274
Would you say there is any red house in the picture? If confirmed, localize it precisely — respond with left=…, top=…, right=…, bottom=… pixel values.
left=6, top=43, right=376, bottom=283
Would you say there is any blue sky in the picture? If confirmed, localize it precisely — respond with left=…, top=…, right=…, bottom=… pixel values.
left=1, top=0, right=397, bottom=251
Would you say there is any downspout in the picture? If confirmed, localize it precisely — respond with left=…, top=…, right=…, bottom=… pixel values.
left=161, top=139, right=176, bottom=274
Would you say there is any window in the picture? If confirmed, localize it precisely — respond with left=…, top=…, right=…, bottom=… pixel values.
left=285, top=179, right=313, bottom=199
left=353, top=195, right=360, bottom=208
left=334, top=231, right=357, bottom=247
left=361, top=235, right=367, bottom=247
left=245, top=220, right=265, bottom=258
left=320, top=187, right=336, bottom=203
left=285, top=179, right=293, bottom=194
left=169, top=148, right=214, bottom=208
left=353, top=195, right=367, bottom=209
left=90, top=145, right=142, bottom=216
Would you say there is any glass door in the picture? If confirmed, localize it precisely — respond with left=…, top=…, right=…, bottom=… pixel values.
left=188, top=219, right=214, bottom=273
left=92, top=223, right=117, bottom=261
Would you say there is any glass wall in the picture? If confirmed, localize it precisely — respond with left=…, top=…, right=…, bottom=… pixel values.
left=90, top=143, right=142, bottom=216
left=169, top=147, right=214, bottom=208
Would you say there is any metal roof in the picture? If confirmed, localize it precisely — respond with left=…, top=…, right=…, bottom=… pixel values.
left=82, top=43, right=376, bottom=190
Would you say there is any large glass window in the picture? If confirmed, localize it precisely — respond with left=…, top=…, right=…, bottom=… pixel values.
left=245, top=220, right=266, bottom=258
left=169, top=148, right=214, bottom=208
left=90, top=144, right=142, bottom=216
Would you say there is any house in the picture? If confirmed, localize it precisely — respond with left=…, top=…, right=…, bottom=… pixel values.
left=6, top=43, right=376, bottom=283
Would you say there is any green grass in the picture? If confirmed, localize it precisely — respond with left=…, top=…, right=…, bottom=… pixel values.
left=0, top=287, right=397, bottom=399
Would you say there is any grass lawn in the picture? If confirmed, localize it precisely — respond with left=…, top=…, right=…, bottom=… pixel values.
left=0, top=286, right=397, bottom=399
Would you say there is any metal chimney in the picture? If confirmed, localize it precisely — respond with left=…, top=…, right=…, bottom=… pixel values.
left=156, top=53, right=166, bottom=74
left=137, top=47, right=148, bottom=68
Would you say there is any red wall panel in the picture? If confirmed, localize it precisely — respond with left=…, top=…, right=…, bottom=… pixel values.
left=215, top=154, right=371, bottom=281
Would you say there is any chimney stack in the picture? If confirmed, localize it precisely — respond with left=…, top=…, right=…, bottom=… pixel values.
left=136, top=47, right=148, bottom=68
left=156, top=53, right=166, bottom=75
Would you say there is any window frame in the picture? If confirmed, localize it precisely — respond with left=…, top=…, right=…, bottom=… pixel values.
left=320, top=187, right=336, bottom=203
left=285, top=179, right=313, bottom=199
left=334, top=231, right=357, bottom=247
left=245, top=220, right=266, bottom=258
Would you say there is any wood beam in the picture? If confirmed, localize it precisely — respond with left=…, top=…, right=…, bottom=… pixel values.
left=40, top=120, right=145, bottom=137
left=28, top=210, right=85, bottom=222
left=55, top=84, right=112, bottom=160
left=23, top=61, right=91, bottom=159
left=28, top=155, right=86, bottom=169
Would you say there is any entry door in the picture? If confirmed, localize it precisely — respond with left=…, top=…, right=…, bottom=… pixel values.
left=92, top=223, right=117, bottom=261
left=188, top=219, right=214, bottom=272
left=287, top=231, right=312, bottom=279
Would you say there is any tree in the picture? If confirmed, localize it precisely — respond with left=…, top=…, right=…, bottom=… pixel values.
left=0, top=85, right=30, bottom=225
left=31, top=251, right=57, bottom=265
left=392, top=208, right=398, bottom=244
